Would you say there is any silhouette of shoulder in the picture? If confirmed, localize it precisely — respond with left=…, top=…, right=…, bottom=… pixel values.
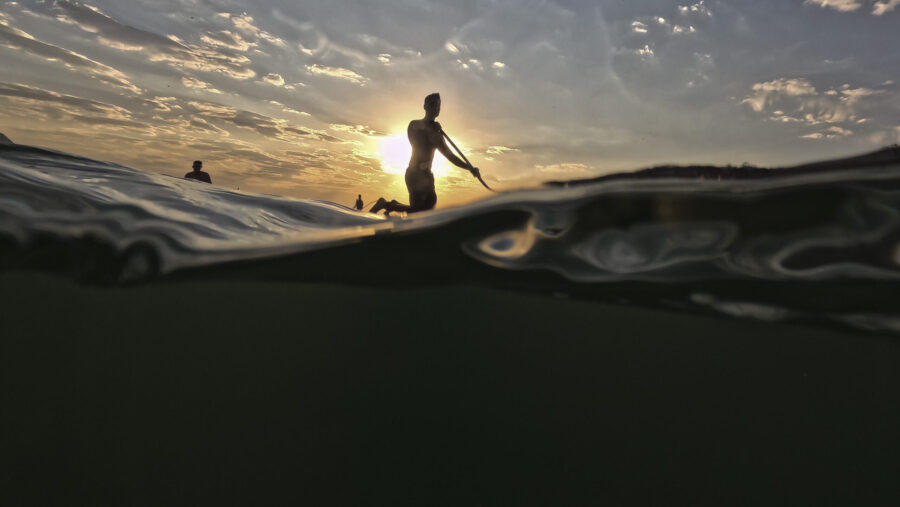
left=408, top=119, right=441, bottom=132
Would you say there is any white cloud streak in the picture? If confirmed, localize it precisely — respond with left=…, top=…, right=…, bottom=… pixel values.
left=803, top=0, right=863, bottom=12
left=873, top=0, right=900, bottom=15
left=0, top=22, right=142, bottom=94
left=305, top=64, right=366, bottom=85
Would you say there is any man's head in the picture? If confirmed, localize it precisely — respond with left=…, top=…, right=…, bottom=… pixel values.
left=424, top=93, right=441, bottom=118
left=192, top=160, right=203, bottom=171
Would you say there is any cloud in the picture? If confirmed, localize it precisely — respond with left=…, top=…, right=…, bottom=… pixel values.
left=305, top=64, right=366, bottom=84
left=223, top=13, right=287, bottom=47
left=96, top=36, right=144, bottom=52
left=486, top=146, right=518, bottom=156
left=51, top=1, right=178, bottom=51
left=0, top=81, right=139, bottom=126
left=225, top=148, right=286, bottom=168
left=742, top=78, right=817, bottom=112
left=826, top=125, right=852, bottom=135
left=147, top=36, right=257, bottom=80
left=453, top=56, right=493, bottom=72
left=803, top=0, right=863, bottom=12
left=267, top=100, right=311, bottom=118
left=873, top=0, right=900, bottom=14
left=770, top=110, right=804, bottom=122
left=262, top=73, right=285, bottom=86
left=183, top=99, right=344, bottom=143
left=678, top=1, right=713, bottom=16
left=0, top=23, right=141, bottom=94
left=808, top=0, right=900, bottom=14
left=146, top=96, right=179, bottom=112
left=329, top=124, right=386, bottom=137
left=631, top=21, right=649, bottom=33
left=201, top=31, right=254, bottom=52
left=187, top=101, right=237, bottom=118
left=187, top=117, right=227, bottom=134
left=231, top=110, right=286, bottom=137
left=36, top=1, right=258, bottom=81
left=744, top=78, right=882, bottom=128
left=636, top=45, right=655, bottom=58
left=182, top=76, right=222, bottom=94
left=0, top=82, right=127, bottom=116
left=838, top=86, right=880, bottom=101
left=801, top=126, right=852, bottom=140
left=614, top=42, right=656, bottom=61
left=533, top=163, right=595, bottom=176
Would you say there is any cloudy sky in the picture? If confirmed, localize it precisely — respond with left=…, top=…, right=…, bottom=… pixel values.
left=1, top=0, right=898, bottom=207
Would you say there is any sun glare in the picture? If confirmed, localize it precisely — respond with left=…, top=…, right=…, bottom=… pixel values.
left=376, top=133, right=453, bottom=178
left=376, top=134, right=410, bottom=175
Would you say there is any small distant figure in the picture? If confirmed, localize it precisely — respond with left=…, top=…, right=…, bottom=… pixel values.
left=370, top=93, right=479, bottom=215
left=184, top=160, right=211, bottom=184
left=355, top=194, right=364, bottom=211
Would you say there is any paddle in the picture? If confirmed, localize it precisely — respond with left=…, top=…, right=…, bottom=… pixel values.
left=440, top=129, right=496, bottom=192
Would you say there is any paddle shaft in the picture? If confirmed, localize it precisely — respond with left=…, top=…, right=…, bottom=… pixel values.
left=440, top=129, right=495, bottom=192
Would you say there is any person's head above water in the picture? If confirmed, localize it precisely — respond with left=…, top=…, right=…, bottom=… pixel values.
left=424, top=93, right=441, bottom=119
left=192, top=160, right=202, bottom=171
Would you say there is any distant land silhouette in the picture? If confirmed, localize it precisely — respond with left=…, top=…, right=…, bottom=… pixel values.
left=546, top=145, right=900, bottom=187
left=0, top=132, right=13, bottom=145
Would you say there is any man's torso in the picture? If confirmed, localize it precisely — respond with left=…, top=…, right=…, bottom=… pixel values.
left=407, top=120, right=442, bottom=171
left=185, top=171, right=211, bottom=183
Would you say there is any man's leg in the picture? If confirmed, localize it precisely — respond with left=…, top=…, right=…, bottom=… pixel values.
left=369, top=197, right=387, bottom=213
left=370, top=197, right=412, bottom=214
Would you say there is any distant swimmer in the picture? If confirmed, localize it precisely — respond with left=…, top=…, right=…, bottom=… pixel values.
left=184, top=160, right=212, bottom=184
left=355, top=194, right=364, bottom=211
left=370, top=93, right=480, bottom=215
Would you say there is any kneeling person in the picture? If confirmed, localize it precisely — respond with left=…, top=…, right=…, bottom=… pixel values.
left=371, top=93, right=479, bottom=215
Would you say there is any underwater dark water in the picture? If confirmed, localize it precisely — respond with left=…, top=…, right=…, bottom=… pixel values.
left=2, top=143, right=899, bottom=335
left=3, top=143, right=900, bottom=505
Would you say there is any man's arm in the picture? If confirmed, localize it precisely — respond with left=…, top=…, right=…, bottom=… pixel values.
left=434, top=125, right=473, bottom=171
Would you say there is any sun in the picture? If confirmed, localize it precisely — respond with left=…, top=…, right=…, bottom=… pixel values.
left=375, top=134, right=411, bottom=175
left=375, top=133, right=453, bottom=178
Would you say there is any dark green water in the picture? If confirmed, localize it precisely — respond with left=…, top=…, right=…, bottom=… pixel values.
left=2, top=273, right=898, bottom=505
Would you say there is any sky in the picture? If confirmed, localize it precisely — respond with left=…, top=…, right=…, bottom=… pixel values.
left=0, top=0, right=898, bottom=207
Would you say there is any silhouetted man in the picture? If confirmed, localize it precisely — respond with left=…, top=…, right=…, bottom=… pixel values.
left=371, top=93, right=479, bottom=215
left=185, top=160, right=212, bottom=183
left=355, top=194, right=364, bottom=211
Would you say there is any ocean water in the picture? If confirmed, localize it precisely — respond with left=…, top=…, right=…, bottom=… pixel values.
left=2, top=142, right=899, bottom=334
left=4, top=142, right=900, bottom=505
